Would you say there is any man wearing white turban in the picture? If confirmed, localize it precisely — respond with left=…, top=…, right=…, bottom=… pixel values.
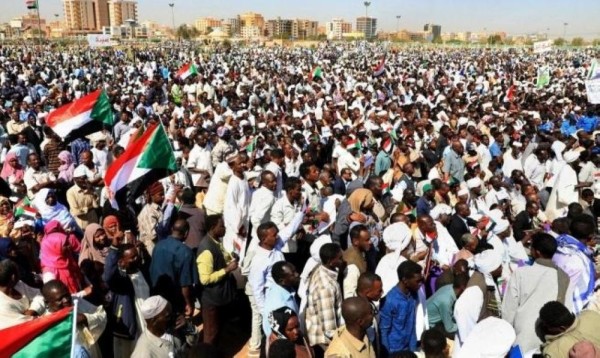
left=132, top=295, right=193, bottom=358
left=375, top=221, right=413, bottom=296
left=453, top=249, right=503, bottom=350
left=546, top=149, right=580, bottom=221
left=486, top=216, right=529, bottom=285
left=456, top=317, right=516, bottom=357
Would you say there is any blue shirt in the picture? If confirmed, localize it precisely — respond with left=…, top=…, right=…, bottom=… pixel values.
left=149, top=236, right=198, bottom=311
left=379, top=285, right=418, bottom=353
left=262, top=283, right=299, bottom=335
left=489, top=142, right=502, bottom=158
left=375, top=151, right=392, bottom=176
left=415, top=196, right=433, bottom=217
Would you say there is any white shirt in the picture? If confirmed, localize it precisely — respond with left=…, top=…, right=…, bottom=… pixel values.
left=187, top=144, right=213, bottom=183
left=91, top=147, right=110, bottom=177
left=223, top=174, right=251, bottom=259
left=284, top=156, right=302, bottom=178
left=502, top=149, right=523, bottom=178
left=270, top=195, right=301, bottom=253
left=546, top=164, right=578, bottom=221
left=247, top=186, right=277, bottom=253
left=337, top=149, right=360, bottom=177
left=264, top=161, right=283, bottom=198
left=203, top=162, right=232, bottom=215
left=523, top=155, right=546, bottom=190
left=375, top=252, right=407, bottom=296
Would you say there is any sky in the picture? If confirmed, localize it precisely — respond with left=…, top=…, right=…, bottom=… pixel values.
left=3, top=0, right=600, bottom=38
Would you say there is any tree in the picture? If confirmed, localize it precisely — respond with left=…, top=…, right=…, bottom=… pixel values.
left=176, top=24, right=199, bottom=40
left=205, top=26, right=213, bottom=35
left=571, top=37, right=584, bottom=46
left=554, top=37, right=566, bottom=46
left=487, top=34, right=502, bottom=45
left=593, top=39, right=600, bottom=46
left=432, top=36, right=443, bottom=44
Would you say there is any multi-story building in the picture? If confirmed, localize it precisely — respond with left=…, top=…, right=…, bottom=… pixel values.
left=63, top=0, right=110, bottom=33
left=240, top=12, right=265, bottom=34
left=195, top=17, right=221, bottom=35
left=241, top=25, right=261, bottom=39
left=108, top=0, right=137, bottom=27
left=292, top=19, right=319, bottom=39
left=10, top=13, right=47, bottom=33
left=424, top=23, right=442, bottom=40
left=223, top=17, right=241, bottom=36
left=356, top=17, right=377, bottom=39
left=326, top=18, right=352, bottom=40
left=266, top=17, right=293, bottom=38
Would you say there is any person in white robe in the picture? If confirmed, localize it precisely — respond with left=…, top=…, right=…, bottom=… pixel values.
left=502, top=143, right=524, bottom=178
left=223, top=153, right=251, bottom=261
left=453, top=250, right=503, bottom=351
left=203, top=153, right=234, bottom=215
left=455, top=317, right=516, bottom=357
left=502, top=233, right=573, bottom=354
left=523, top=148, right=549, bottom=192
left=0, top=274, right=45, bottom=329
left=545, top=150, right=581, bottom=221
left=244, top=171, right=278, bottom=259
left=375, top=222, right=412, bottom=296
left=485, top=216, right=528, bottom=287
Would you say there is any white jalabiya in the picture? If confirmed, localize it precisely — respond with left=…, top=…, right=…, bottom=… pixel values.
left=502, top=149, right=523, bottom=178
left=223, top=174, right=251, bottom=261
left=545, top=164, right=578, bottom=221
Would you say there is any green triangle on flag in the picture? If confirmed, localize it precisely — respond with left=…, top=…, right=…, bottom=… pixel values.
left=137, top=124, right=177, bottom=172
left=91, top=90, right=114, bottom=126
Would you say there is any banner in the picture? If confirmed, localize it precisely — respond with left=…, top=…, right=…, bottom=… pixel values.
left=533, top=40, right=552, bottom=54
left=585, top=78, right=600, bottom=104
left=588, top=60, right=600, bottom=80
left=86, top=34, right=114, bottom=48
left=536, top=66, right=550, bottom=88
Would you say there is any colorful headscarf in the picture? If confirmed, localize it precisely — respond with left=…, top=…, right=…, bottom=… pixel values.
left=347, top=188, right=374, bottom=213
left=0, top=152, right=24, bottom=182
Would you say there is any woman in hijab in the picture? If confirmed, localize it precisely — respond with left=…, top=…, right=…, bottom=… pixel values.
left=32, top=188, right=78, bottom=231
left=332, top=188, right=375, bottom=248
left=40, top=220, right=85, bottom=294
left=0, top=197, right=14, bottom=237
left=57, top=151, right=75, bottom=184
left=102, top=215, right=124, bottom=242
left=1, top=152, right=25, bottom=195
left=267, top=307, right=313, bottom=358
left=78, top=224, right=109, bottom=266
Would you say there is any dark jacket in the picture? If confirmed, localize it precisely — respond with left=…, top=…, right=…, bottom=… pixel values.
left=513, top=211, right=533, bottom=242
left=333, top=176, right=348, bottom=196
left=447, top=214, right=477, bottom=249
left=103, top=247, right=151, bottom=340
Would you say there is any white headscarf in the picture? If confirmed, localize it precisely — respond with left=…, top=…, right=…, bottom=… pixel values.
left=430, top=204, right=452, bottom=221
left=383, top=222, right=412, bottom=252
left=473, top=249, right=503, bottom=275
left=457, top=317, right=516, bottom=357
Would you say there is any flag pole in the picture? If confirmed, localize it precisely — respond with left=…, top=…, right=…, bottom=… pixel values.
left=70, top=299, right=79, bottom=358
left=36, top=0, right=43, bottom=46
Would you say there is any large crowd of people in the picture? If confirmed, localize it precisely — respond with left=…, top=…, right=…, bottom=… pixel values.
left=0, top=41, right=599, bottom=358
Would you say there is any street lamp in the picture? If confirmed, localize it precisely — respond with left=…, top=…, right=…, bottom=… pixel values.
left=169, top=3, right=175, bottom=34
left=396, top=15, right=401, bottom=33
left=363, top=1, right=371, bottom=39
left=563, top=22, right=568, bottom=38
